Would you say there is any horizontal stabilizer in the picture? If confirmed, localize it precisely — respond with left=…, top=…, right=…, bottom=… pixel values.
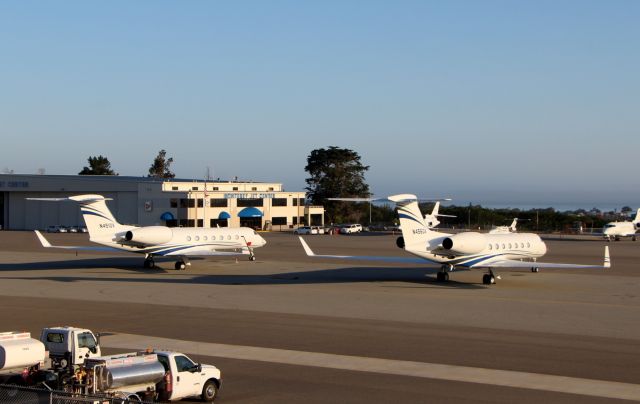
left=34, top=231, right=118, bottom=252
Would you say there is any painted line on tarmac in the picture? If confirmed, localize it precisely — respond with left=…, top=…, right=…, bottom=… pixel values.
left=102, top=333, right=640, bottom=401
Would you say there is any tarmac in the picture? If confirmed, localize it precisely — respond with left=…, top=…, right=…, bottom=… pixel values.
left=0, top=230, right=639, bottom=403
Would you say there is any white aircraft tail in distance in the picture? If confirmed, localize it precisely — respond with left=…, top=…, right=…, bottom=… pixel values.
left=488, top=218, right=526, bottom=234
left=602, top=208, right=640, bottom=241
left=302, top=194, right=610, bottom=285
left=27, top=194, right=266, bottom=270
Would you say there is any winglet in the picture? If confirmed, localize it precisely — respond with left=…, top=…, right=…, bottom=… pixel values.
left=298, top=237, right=315, bottom=256
left=604, top=246, right=611, bottom=268
left=34, top=230, right=52, bottom=248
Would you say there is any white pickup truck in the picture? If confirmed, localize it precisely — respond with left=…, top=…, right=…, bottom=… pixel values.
left=153, top=350, right=221, bottom=402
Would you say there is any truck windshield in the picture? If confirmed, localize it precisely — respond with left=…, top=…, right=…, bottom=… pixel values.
left=78, top=332, right=97, bottom=350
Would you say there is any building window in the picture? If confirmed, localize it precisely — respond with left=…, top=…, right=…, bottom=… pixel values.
left=251, top=187, right=257, bottom=191
left=293, top=216, right=298, bottom=225
left=179, top=219, right=195, bottom=227
left=197, top=219, right=203, bottom=227
left=172, top=186, right=178, bottom=191
left=238, top=198, right=263, bottom=207
left=180, top=199, right=195, bottom=208
left=268, top=187, right=274, bottom=191
left=213, top=187, right=219, bottom=191
left=197, top=199, right=204, bottom=208
left=292, top=198, right=305, bottom=206
left=210, top=219, right=228, bottom=228
left=232, top=187, right=238, bottom=191
left=166, top=219, right=178, bottom=227
left=192, top=186, right=199, bottom=190
left=272, top=198, right=287, bottom=207
left=272, top=217, right=287, bottom=225
left=170, top=199, right=178, bottom=208
left=210, top=198, right=227, bottom=207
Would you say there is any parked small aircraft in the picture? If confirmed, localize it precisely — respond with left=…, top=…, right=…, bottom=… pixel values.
left=488, top=218, right=520, bottom=234
left=28, top=194, right=266, bottom=269
left=602, top=209, right=640, bottom=241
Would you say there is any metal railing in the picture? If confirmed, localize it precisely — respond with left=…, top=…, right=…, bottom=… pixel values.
left=0, top=384, right=161, bottom=404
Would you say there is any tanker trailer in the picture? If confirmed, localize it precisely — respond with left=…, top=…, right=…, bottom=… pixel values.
left=80, top=352, right=166, bottom=401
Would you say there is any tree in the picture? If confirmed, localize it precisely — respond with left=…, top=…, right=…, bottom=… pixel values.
left=305, top=146, right=370, bottom=223
left=148, top=149, right=175, bottom=179
left=78, top=156, right=116, bottom=175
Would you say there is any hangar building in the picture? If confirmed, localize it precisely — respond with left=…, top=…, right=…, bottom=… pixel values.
left=0, top=174, right=324, bottom=231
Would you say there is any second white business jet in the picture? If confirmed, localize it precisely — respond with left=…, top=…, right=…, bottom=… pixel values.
left=300, top=194, right=609, bottom=285
left=29, top=194, right=266, bottom=270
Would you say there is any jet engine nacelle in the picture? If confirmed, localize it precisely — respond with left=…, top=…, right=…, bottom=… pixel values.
left=124, top=226, right=173, bottom=246
left=441, top=232, right=487, bottom=255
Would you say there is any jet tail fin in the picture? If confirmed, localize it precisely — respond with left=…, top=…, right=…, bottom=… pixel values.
left=27, top=194, right=128, bottom=241
left=389, top=194, right=434, bottom=247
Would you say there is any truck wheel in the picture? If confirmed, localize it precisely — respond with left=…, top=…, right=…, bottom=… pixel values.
left=201, top=379, right=219, bottom=402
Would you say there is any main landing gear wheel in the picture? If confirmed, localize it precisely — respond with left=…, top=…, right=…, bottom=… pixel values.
left=531, top=267, right=539, bottom=273
left=436, top=272, right=449, bottom=282
left=482, top=274, right=496, bottom=285
left=143, top=259, right=154, bottom=269
left=633, top=236, right=637, bottom=241
left=249, top=255, right=256, bottom=261
left=175, top=261, right=186, bottom=270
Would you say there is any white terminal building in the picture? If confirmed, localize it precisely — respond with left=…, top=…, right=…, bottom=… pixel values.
left=0, top=174, right=325, bottom=231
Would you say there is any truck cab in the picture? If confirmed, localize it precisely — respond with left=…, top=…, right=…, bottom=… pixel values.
left=154, top=351, right=221, bottom=402
left=39, top=326, right=101, bottom=369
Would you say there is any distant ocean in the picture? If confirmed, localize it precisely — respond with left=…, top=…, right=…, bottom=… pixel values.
left=447, top=201, right=636, bottom=212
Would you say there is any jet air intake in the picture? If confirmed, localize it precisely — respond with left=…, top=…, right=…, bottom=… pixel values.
left=442, top=233, right=486, bottom=255
left=124, top=226, right=173, bottom=246
left=396, top=236, right=405, bottom=249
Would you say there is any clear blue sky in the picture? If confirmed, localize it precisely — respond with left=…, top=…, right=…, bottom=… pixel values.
left=1, top=1, right=638, bottom=207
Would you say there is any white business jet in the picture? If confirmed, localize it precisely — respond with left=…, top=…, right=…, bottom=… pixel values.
left=488, top=218, right=520, bottom=234
left=28, top=194, right=266, bottom=270
left=300, top=194, right=609, bottom=285
left=602, top=208, right=640, bottom=241
left=424, top=201, right=456, bottom=229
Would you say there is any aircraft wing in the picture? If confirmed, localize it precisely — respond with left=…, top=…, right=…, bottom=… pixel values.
left=299, top=237, right=432, bottom=265
left=34, top=231, right=119, bottom=252
left=474, top=246, right=610, bottom=269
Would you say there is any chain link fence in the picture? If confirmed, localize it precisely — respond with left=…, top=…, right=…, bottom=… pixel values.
left=0, top=384, right=161, bottom=404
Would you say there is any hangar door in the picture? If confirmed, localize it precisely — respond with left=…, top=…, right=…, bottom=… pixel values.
left=0, top=192, right=4, bottom=229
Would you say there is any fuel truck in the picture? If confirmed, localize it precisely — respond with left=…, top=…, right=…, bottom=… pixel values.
left=0, top=326, right=221, bottom=402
